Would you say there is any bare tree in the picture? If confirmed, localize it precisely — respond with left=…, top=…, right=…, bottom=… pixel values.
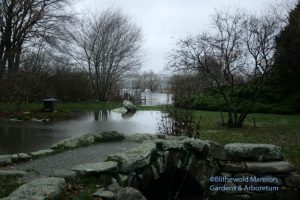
left=133, top=70, right=161, bottom=92
left=71, top=9, right=143, bottom=101
left=168, top=9, right=281, bottom=128
left=0, top=0, right=72, bottom=79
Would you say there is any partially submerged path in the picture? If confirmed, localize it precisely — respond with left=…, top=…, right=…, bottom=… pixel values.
left=6, top=139, right=139, bottom=181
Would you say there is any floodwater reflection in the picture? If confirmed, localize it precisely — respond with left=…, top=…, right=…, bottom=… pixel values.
left=0, top=110, right=163, bottom=154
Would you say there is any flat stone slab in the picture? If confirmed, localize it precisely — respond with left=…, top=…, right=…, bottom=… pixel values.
left=11, top=153, right=32, bottom=162
left=51, top=169, right=77, bottom=181
left=221, top=162, right=246, bottom=173
left=93, top=190, right=115, bottom=199
left=1, top=177, right=65, bottom=200
left=246, top=161, right=295, bottom=174
left=116, top=187, right=147, bottom=200
left=185, top=139, right=210, bottom=158
left=51, top=132, right=124, bottom=150
left=224, top=143, right=283, bottom=161
left=107, top=141, right=156, bottom=173
left=126, top=134, right=162, bottom=142
left=72, top=161, right=118, bottom=174
left=0, top=155, right=12, bottom=166
left=30, top=149, right=54, bottom=157
left=0, top=170, right=27, bottom=177
left=154, top=139, right=188, bottom=151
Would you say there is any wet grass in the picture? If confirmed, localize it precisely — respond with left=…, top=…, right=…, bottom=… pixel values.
left=55, top=176, right=111, bottom=200
left=190, top=110, right=300, bottom=172
left=0, top=102, right=163, bottom=121
left=0, top=176, right=23, bottom=198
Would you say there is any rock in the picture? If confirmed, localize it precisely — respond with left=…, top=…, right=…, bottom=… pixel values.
left=51, top=131, right=124, bottom=150
left=116, top=187, right=147, bottom=200
left=246, top=161, right=295, bottom=174
left=51, top=135, right=91, bottom=150
left=0, top=170, right=27, bottom=177
left=2, top=177, right=65, bottom=200
left=221, top=162, right=246, bottom=173
left=107, top=141, right=156, bottom=173
left=284, top=173, right=300, bottom=187
left=117, top=174, right=129, bottom=185
left=52, top=169, right=77, bottom=181
left=261, top=175, right=283, bottom=186
left=72, top=161, right=118, bottom=175
left=11, top=153, right=32, bottom=162
left=123, top=100, right=136, bottom=112
left=185, top=139, right=210, bottom=158
left=206, top=140, right=227, bottom=160
left=93, top=190, right=115, bottom=199
left=9, top=118, right=23, bottom=122
left=112, top=107, right=128, bottom=114
left=30, top=149, right=54, bottom=157
left=106, top=183, right=123, bottom=193
left=224, top=143, right=283, bottom=161
left=126, top=134, right=161, bottom=142
left=221, top=172, right=232, bottom=178
left=0, top=155, right=12, bottom=166
left=30, top=118, right=44, bottom=122
left=93, top=131, right=125, bottom=143
left=154, top=139, right=188, bottom=151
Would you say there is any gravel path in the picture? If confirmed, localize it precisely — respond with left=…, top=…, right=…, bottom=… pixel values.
left=7, top=140, right=139, bottom=181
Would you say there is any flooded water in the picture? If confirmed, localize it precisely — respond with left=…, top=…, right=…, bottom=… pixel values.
left=140, top=92, right=173, bottom=106
left=0, top=111, right=164, bottom=154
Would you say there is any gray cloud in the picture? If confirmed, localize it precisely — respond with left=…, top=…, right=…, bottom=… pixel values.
left=73, top=0, right=292, bottom=73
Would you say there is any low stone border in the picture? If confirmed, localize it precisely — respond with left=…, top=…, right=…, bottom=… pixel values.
left=70, top=136, right=300, bottom=200
left=0, top=131, right=125, bottom=167
left=2, top=134, right=300, bottom=200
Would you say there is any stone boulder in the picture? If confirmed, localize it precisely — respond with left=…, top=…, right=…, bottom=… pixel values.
left=93, top=190, right=115, bottom=199
left=246, top=161, right=295, bottom=174
left=51, top=169, right=77, bottom=182
left=224, top=143, right=283, bottom=161
left=1, top=177, right=65, bottom=200
left=51, top=131, right=124, bottom=150
left=0, top=170, right=27, bottom=177
left=72, top=161, right=119, bottom=175
left=107, top=141, right=156, bottom=173
left=30, top=149, right=54, bottom=157
left=0, top=155, right=12, bottom=166
left=123, top=100, right=136, bottom=112
left=116, top=187, right=147, bottom=200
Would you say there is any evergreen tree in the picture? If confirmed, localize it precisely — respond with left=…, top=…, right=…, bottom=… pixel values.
left=267, top=2, right=300, bottom=112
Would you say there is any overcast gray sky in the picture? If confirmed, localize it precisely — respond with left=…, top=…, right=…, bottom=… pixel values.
left=72, top=0, right=294, bottom=73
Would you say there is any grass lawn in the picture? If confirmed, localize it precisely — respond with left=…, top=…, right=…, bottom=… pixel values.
left=0, top=101, right=165, bottom=121
left=191, top=110, right=300, bottom=172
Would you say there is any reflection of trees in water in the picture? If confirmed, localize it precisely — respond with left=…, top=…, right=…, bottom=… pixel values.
left=93, top=110, right=110, bottom=121
left=158, top=106, right=200, bottom=138
left=122, top=111, right=136, bottom=119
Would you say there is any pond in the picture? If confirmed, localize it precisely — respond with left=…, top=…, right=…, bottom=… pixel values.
left=0, top=110, right=165, bottom=155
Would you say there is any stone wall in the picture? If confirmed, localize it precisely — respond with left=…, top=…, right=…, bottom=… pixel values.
left=1, top=133, right=299, bottom=200
left=71, top=135, right=300, bottom=200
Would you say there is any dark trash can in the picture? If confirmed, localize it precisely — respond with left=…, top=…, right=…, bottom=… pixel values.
left=43, top=97, right=57, bottom=112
